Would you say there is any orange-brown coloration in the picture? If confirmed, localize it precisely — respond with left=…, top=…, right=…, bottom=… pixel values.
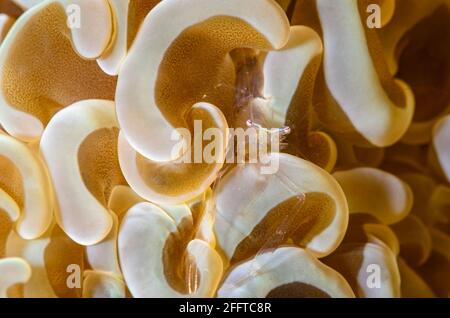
left=163, top=217, right=200, bottom=295
left=396, top=5, right=450, bottom=122
left=231, top=193, right=335, bottom=264
left=78, top=127, right=127, bottom=207
left=357, top=0, right=406, bottom=109
left=136, top=106, right=225, bottom=198
left=127, top=0, right=160, bottom=48
left=0, top=209, right=13, bottom=257
left=284, top=55, right=334, bottom=169
left=6, top=283, right=24, bottom=298
left=266, top=282, right=331, bottom=298
left=416, top=251, right=450, bottom=298
left=0, top=155, right=23, bottom=207
left=1, top=3, right=116, bottom=127
left=44, top=226, right=84, bottom=298
left=0, top=0, right=23, bottom=18
left=155, top=16, right=272, bottom=128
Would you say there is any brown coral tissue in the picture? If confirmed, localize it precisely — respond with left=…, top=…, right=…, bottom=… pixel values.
left=0, top=0, right=448, bottom=300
